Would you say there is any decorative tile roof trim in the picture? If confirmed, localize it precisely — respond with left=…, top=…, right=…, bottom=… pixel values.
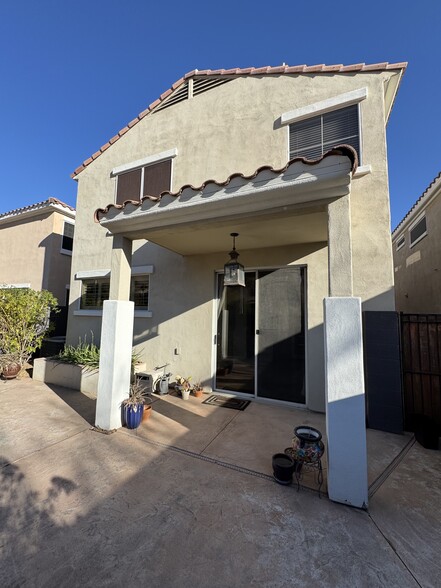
left=94, top=145, right=357, bottom=223
left=392, top=171, right=441, bottom=236
left=0, top=197, right=76, bottom=222
left=73, top=62, right=406, bottom=179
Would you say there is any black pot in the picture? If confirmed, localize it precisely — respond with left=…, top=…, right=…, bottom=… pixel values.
left=272, top=453, right=295, bottom=484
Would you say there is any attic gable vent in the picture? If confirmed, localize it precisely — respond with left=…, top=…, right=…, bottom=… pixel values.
left=192, top=77, right=232, bottom=96
left=154, top=77, right=233, bottom=113
left=155, top=82, right=190, bottom=112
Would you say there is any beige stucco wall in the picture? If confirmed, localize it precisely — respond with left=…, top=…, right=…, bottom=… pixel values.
left=0, top=209, right=72, bottom=304
left=68, top=72, right=399, bottom=410
left=393, top=190, right=441, bottom=313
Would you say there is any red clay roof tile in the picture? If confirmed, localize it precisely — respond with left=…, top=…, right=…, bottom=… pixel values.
left=0, top=198, right=76, bottom=220
left=72, top=62, right=407, bottom=179
left=94, top=145, right=357, bottom=223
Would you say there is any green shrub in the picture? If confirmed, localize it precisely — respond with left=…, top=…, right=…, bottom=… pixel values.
left=56, top=336, right=143, bottom=373
left=0, top=287, right=58, bottom=365
left=57, top=336, right=100, bottom=370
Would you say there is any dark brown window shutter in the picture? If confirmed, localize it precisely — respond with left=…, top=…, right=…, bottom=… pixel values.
left=143, top=159, right=172, bottom=198
left=116, top=168, right=142, bottom=204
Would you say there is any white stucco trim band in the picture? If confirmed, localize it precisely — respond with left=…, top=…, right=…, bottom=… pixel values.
left=111, top=148, right=178, bottom=177
left=280, top=88, right=368, bottom=125
left=75, top=265, right=154, bottom=280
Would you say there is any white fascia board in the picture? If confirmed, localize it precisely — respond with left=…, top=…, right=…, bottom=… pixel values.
left=281, top=88, right=368, bottom=125
left=111, top=148, right=178, bottom=177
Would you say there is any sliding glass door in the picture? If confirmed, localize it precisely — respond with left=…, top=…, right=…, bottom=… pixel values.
left=215, top=267, right=305, bottom=404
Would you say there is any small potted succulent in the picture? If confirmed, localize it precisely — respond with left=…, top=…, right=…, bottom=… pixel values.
left=192, top=381, right=204, bottom=398
left=122, top=378, right=148, bottom=429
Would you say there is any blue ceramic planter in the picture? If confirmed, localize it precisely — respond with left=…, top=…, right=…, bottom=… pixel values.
left=124, top=404, right=144, bottom=429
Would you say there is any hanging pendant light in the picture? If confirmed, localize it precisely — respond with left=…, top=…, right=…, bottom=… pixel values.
left=224, top=232, right=245, bottom=287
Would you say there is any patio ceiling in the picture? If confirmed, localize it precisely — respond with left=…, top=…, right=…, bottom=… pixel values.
left=96, top=147, right=355, bottom=255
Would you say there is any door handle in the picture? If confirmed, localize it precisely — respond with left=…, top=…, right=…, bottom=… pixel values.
left=256, top=329, right=260, bottom=335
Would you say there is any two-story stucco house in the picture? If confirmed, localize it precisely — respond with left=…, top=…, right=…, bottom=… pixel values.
left=392, top=171, right=441, bottom=313
left=68, top=62, right=406, bottom=507
left=0, top=198, right=75, bottom=335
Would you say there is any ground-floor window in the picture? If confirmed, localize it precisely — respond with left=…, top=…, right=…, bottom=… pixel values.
left=80, top=275, right=149, bottom=310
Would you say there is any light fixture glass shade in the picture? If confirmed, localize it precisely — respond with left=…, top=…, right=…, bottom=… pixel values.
left=224, top=238, right=245, bottom=287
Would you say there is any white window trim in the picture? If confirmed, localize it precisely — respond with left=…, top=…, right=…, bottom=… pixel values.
left=111, top=148, right=178, bottom=177
left=409, top=213, right=428, bottom=248
left=75, top=269, right=110, bottom=280
left=353, top=164, right=371, bottom=178
left=280, top=88, right=368, bottom=126
left=74, top=309, right=153, bottom=318
left=60, top=220, right=75, bottom=256
left=0, top=283, right=31, bottom=289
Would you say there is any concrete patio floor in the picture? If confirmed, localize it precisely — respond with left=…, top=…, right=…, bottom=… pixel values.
left=1, top=378, right=440, bottom=587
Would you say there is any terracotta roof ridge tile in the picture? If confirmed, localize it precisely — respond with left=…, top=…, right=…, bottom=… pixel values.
left=94, top=145, right=357, bottom=223
left=74, top=62, right=406, bottom=179
left=0, top=198, right=75, bottom=219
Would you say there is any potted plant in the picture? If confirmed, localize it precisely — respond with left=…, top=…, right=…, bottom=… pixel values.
left=122, top=378, right=147, bottom=429
left=0, top=352, right=22, bottom=379
left=175, top=375, right=192, bottom=400
left=192, top=381, right=204, bottom=398
left=142, top=396, right=153, bottom=421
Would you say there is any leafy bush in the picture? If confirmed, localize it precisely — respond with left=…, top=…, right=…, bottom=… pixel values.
left=0, top=287, right=58, bottom=365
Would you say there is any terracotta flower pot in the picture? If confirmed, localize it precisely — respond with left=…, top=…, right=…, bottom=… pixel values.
left=142, top=404, right=152, bottom=421
left=193, top=389, right=203, bottom=398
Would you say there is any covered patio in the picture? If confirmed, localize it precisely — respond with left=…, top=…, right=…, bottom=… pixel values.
left=93, top=146, right=371, bottom=507
left=118, top=391, right=413, bottom=498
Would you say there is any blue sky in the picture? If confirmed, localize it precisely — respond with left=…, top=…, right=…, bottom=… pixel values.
left=0, top=0, right=439, bottom=229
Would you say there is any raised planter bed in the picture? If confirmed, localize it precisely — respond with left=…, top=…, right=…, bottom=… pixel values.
left=32, top=357, right=99, bottom=395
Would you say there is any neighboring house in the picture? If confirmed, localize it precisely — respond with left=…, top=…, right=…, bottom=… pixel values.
left=392, top=172, right=441, bottom=313
left=68, top=62, right=406, bottom=506
left=0, top=198, right=75, bottom=334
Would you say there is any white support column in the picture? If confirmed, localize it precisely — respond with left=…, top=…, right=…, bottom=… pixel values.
left=327, top=194, right=353, bottom=297
left=95, top=235, right=134, bottom=430
left=95, top=300, right=134, bottom=430
left=324, top=297, right=368, bottom=508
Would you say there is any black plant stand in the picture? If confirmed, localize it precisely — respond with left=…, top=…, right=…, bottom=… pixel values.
left=285, top=448, right=324, bottom=497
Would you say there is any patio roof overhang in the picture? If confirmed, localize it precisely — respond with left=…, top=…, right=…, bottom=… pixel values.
left=95, top=146, right=356, bottom=255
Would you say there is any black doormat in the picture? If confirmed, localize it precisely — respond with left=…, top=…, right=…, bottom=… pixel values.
left=202, top=395, right=250, bottom=411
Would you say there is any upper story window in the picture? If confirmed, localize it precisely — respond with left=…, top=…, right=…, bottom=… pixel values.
left=281, top=88, right=367, bottom=165
left=396, top=235, right=405, bottom=251
left=112, top=148, right=177, bottom=206
left=289, top=104, right=360, bottom=161
left=409, top=214, right=427, bottom=248
left=116, top=160, right=172, bottom=205
left=61, top=221, right=75, bottom=254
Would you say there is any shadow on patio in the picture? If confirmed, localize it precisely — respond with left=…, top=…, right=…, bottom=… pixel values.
left=123, top=390, right=414, bottom=497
